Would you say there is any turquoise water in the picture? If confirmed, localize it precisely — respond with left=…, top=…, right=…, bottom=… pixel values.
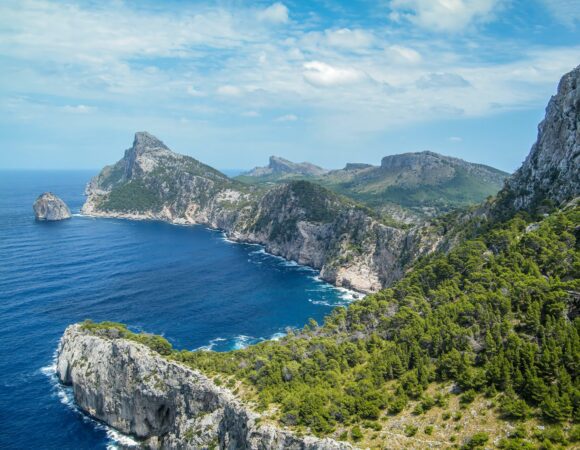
left=0, top=171, right=355, bottom=449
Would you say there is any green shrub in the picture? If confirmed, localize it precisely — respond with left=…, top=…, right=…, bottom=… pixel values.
left=351, top=426, right=363, bottom=442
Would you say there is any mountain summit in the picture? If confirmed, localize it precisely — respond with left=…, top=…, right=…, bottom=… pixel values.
left=242, top=156, right=328, bottom=179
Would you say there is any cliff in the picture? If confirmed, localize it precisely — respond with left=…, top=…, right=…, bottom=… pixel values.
left=33, top=192, right=71, bottom=221
left=83, top=135, right=442, bottom=293
left=496, top=65, right=580, bottom=213
left=57, top=324, right=353, bottom=450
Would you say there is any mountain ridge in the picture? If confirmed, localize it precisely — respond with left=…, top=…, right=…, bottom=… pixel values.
left=238, top=150, right=509, bottom=222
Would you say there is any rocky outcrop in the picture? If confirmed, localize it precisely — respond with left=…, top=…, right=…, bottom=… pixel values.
left=496, top=65, right=580, bottom=213
left=343, top=163, right=373, bottom=171
left=82, top=134, right=443, bottom=293
left=33, top=192, right=71, bottom=221
left=243, top=156, right=328, bottom=178
left=57, top=324, right=353, bottom=450
left=379, top=151, right=507, bottom=187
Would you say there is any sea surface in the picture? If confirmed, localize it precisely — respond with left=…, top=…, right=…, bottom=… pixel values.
left=0, top=170, right=356, bottom=449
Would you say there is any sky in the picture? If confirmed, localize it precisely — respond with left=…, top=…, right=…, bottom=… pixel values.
left=0, top=0, right=579, bottom=173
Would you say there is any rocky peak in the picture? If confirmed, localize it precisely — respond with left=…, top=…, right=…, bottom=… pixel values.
left=132, top=131, right=169, bottom=152
left=123, top=132, right=171, bottom=180
left=498, top=65, right=580, bottom=213
left=33, top=192, right=71, bottom=221
left=243, top=156, right=328, bottom=178
left=269, top=156, right=328, bottom=176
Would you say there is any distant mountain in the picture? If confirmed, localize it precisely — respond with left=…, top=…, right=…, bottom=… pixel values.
left=238, top=151, right=509, bottom=223
left=238, top=156, right=328, bottom=181
left=321, top=151, right=509, bottom=220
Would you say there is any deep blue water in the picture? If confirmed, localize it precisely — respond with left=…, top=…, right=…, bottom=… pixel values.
left=0, top=171, right=354, bottom=449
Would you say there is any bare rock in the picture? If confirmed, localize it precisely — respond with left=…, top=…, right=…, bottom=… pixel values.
left=33, top=192, right=71, bottom=221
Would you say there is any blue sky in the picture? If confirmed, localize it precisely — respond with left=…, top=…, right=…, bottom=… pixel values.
left=0, top=0, right=579, bottom=172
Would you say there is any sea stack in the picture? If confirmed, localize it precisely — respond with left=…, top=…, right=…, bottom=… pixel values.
left=33, top=192, right=71, bottom=221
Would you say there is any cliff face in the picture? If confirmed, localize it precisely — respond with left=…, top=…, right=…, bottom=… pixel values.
left=83, top=136, right=441, bottom=293
left=56, top=325, right=353, bottom=450
left=33, top=192, right=71, bottom=221
left=498, top=65, right=579, bottom=212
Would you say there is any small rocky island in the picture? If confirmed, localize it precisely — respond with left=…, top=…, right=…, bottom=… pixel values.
left=33, top=192, right=71, bottom=221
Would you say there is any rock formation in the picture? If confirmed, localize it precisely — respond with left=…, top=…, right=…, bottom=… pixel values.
left=33, top=192, right=71, bottom=221
left=243, top=156, right=328, bottom=178
left=57, top=324, right=353, bottom=450
left=496, top=65, right=580, bottom=213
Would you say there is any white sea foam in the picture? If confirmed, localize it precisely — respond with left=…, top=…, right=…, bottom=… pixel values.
left=249, top=248, right=267, bottom=256
left=232, top=335, right=257, bottom=350
left=196, top=337, right=227, bottom=351
left=269, top=332, right=286, bottom=341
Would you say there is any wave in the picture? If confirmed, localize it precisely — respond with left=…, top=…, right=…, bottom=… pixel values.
left=196, top=329, right=289, bottom=352
left=195, top=337, right=227, bottom=351
left=40, top=355, right=140, bottom=449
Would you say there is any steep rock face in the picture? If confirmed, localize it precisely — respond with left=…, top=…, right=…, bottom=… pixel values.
left=33, top=192, right=71, bottom=221
left=56, top=325, right=353, bottom=450
left=83, top=137, right=442, bottom=293
left=498, top=65, right=580, bottom=212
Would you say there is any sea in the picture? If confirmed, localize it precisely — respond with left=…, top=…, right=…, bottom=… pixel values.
left=0, top=170, right=357, bottom=449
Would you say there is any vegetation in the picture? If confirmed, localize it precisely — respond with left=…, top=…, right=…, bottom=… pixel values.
left=101, top=180, right=163, bottom=212
left=85, top=204, right=579, bottom=446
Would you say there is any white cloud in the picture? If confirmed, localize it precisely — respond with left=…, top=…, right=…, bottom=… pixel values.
left=386, top=45, right=422, bottom=64
left=417, top=72, right=471, bottom=89
left=242, top=110, right=260, bottom=117
left=217, top=85, right=243, bottom=96
left=390, top=0, right=501, bottom=32
left=449, top=136, right=463, bottom=142
left=303, top=61, right=369, bottom=87
left=257, top=3, right=289, bottom=24
left=324, top=28, right=375, bottom=50
left=275, top=114, right=298, bottom=122
left=61, top=104, right=95, bottom=113
left=186, top=86, right=205, bottom=97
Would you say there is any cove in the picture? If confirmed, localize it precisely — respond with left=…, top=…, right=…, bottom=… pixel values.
left=0, top=170, right=355, bottom=449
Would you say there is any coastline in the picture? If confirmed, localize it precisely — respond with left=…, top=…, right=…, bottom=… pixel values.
left=54, top=210, right=362, bottom=449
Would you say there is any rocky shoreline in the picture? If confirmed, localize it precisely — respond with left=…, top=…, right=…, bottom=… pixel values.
left=57, top=324, right=355, bottom=450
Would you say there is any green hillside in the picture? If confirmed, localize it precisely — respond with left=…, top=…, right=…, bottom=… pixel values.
left=84, top=202, right=580, bottom=448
